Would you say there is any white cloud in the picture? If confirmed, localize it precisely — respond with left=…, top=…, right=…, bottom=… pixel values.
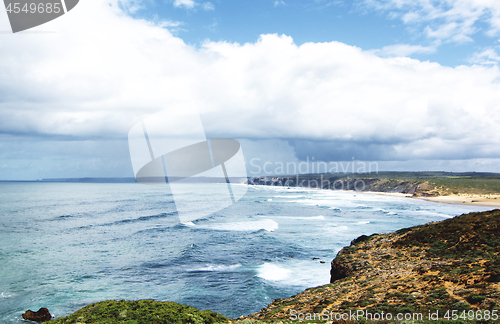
left=156, top=20, right=186, bottom=34
left=173, top=0, right=195, bottom=9
left=274, top=1, right=285, bottom=7
left=469, top=48, right=500, bottom=65
left=203, top=2, right=215, bottom=10
left=372, top=43, right=437, bottom=57
left=362, top=0, right=500, bottom=43
left=171, top=0, right=213, bottom=11
left=158, top=20, right=182, bottom=27
left=118, top=0, right=145, bottom=13
left=206, top=18, right=218, bottom=32
left=1, top=0, right=500, bottom=176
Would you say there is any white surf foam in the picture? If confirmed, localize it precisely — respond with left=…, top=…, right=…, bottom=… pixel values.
left=256, top=263, right=291, bottom=281
left=356, top=221, right=370, bottom=225
left=260, top=215, right=325, bottom=220
left=0, top=292, right=11, bottom=298
left=286, top=199, right=337, bottom=208
left=412, top=210, right=453, bottom=218
left=323, top=225, right=349, bottom=233
left=256, top=260, right=331, bottom=286
left=285, top=215, right=325, bottom=220
left=273, top=195, right=306, bottom=199
left=194, top=219, right=279, bottom=232
left=288, top=198, right=372, bottom=209
left=193, top=264, right=242, bottom=272
left=286, top=260, right=331, bottom=287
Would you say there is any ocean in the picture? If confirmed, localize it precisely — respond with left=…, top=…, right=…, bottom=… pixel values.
left=0, top=182, right=494, bottom=322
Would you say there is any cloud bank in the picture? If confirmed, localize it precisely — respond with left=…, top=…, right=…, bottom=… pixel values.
left=1, top=0, right=500, bottom=178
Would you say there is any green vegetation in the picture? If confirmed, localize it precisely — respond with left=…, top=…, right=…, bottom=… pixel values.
left=395, top=209, right=500, bottom=261
left=250, top=209, right=500, bottom=323
left=47, top=209, right=500, bottom=324
left=45, top=300, right=229, bottom=324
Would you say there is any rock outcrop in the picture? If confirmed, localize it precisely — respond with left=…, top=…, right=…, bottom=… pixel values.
left=246, top=209, right=500, bottom=321
left=248, top=176, right=439, bottom=196
left=22, top=308, right=52, bottom=322
left=41, top=209, right=500, bottom=324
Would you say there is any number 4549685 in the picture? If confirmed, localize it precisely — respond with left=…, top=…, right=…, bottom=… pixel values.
left=6, top=2, right=62, bottom=14
left=444, top=310, right=498, bottom=321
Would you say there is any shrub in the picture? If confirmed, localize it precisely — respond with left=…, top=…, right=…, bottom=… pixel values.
left=47, top=300, right=229, bottom=324
left=467, top=294, right=486, bottom=304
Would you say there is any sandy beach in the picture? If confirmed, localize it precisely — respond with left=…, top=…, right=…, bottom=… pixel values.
left=354, top=190, right=500, bottom=207
left=414, top=194, right=500, bottom=207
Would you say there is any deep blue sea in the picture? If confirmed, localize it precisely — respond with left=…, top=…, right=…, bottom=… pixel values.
left=0, top=182, right=494, bottom=322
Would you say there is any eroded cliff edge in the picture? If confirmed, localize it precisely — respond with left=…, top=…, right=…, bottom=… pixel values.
left=247, top=209, right=500, bottom=321
left=248, top=172, right=500, bottom=198
left=42, top=210, right=500, bottom=323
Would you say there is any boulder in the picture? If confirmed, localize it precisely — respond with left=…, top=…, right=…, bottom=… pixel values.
left=330, top=252, right=353, bottom=282
left=22, top=308, right=51, bottom=322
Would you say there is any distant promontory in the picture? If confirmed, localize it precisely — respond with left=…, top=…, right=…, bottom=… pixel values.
left=248, top=171, right=500, bottom=207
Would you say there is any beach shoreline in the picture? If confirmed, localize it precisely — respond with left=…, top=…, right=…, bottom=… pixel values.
left=248, top=173, right=500, bottom=208
left=413, top=194, right=500, bottom=207
left=354, top=190, right=500, bottom=207
left=253, top=184, right=500, bottom=208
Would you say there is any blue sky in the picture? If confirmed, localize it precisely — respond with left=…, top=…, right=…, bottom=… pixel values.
left=1, top=0, right=500, bottom=180
left=123, top=0, right=500, bottom=66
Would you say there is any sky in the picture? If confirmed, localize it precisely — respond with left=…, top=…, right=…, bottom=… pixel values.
left=1, top=0, right=500, bottom=180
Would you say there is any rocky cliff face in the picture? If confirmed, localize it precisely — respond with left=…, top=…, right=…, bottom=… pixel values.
left=246, top=209, right=500, bottom=321
left=248, top=176, right=440, bottom=197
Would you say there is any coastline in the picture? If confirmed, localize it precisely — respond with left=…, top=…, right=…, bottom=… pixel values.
left=10, top=180, right=499, bottom=323
left=249, top=177, right=500, bottom=208
left=47, top=209, right=500, bottom=323
left=250, top=209, right=500, bottom=322
left=349, top=191, right=500, bottom=209
left=255, top=184, right=500, bottom=208
left=355, top=190, right=500, bottom=207
left=414, top=193, right=500, bottom=207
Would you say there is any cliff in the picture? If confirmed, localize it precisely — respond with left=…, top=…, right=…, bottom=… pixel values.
left=249, top=176, right=426, bottom=195
left=42, top=210, right=500, bottom=323
left=248, top=172, right=500, bottom=197
left=245, top=209, right=500, bottom=322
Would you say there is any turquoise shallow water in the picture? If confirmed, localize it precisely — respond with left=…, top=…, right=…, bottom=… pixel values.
left=0, top=182, right=494, bottom=322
